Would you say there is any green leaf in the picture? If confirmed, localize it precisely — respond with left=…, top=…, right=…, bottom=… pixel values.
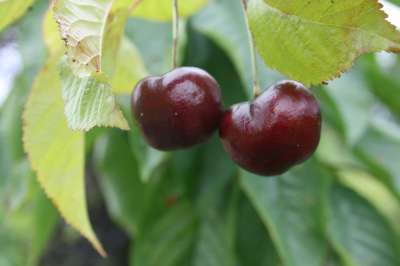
left=240, top=160, right=330, bottom=266
left=0, top=160, right=58, bottom=266
left=132, top=202, right=198, bottom=266
left=112, top=37, right=147, bottom=94
left=132, top=202, right=236, bottom=266
left=324, top=70, right=374, bottom=144
left=353, top=117, right=400, bottom=200
left=235, top=193, right=280, bottom=266
left=247, top=0, right=400, bottom=85
left=53, top=0, right=129, bottom=131
left=338, top=169, right=400, bottom=235
left=388, top=0, right=400, bottom=6
left=132, top=0, right=208, bottom=21
left=362, top=55, right=400, bottom=119
left=59, top=59, right=129, bottom=131
left=23, top=56, right=105, bottom=256
left=93, top=130, right=146, bottom=236
left=316, top=125, right=361, bottom=169
left=192, top=0, right=284, bottom=96
left=327, top=184, right=400, bottom=266
left=118, top=97, right=168, bottom=182
left=0, top=0, right=35, bottom=31
left=125, top=19, right=188, bottom=75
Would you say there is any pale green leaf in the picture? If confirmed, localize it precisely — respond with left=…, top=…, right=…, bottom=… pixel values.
left=327, top=185, right=400, bottom=266
left=248, top=0, right=400, bottom=85
left=53, top=0, right=129, bottom=131
left=240, top=160, right=329, bottom=266
left=59, top=59, right=129, bottom=131
left=22, top=12, right=104, bottom=254
left=0, top=0, right=35, bottom=31
left=23, top=56, right=105, bottom=256
left=102, top=0, right=137, bottom=78
left=112, top=37, right=147, bottom=94
left=132, top=0, right=208, bottom=21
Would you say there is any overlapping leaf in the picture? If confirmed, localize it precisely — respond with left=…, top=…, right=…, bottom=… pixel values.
left=132, top=0, right=208, bottom=21
left=248, top=0, right=400, bottom=85
left=53, top=0, right=129, bottom=131
left=240, top=160, right=330, bottom=266
left=112, top=37, right=147, bottom=94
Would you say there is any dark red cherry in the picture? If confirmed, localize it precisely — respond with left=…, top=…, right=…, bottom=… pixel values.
left=131, top=67, right=223, bottom=151
left=219, top=80, right=321, bottom=176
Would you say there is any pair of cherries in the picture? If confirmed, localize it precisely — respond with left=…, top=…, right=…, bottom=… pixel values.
left=131, top=67, right=321, bottom=176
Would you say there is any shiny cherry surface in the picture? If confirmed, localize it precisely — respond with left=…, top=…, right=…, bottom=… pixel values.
left=219, top=80, right=321, bottom=176
left=132, top=67, right=223, bottom=151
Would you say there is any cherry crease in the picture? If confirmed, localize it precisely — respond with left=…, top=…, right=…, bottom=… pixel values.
left=219, top=80, right=321, bottom=176
left=132, top=67, right=223, bottom=151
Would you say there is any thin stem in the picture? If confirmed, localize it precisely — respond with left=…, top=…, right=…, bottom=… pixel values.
left=241, top=0, right=261, bottom=98
left=172, top=0, right=179, bottom=69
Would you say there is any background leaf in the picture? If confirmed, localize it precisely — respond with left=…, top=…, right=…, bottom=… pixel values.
left=132, top=0, right=208, bottom=21
left=327, top=184, right=400, bottom=266
left=192, top=0, right=283, bottom=96
left=111, top=37, right=147, bottom=94
left=0, top=0, right=35, bottom=31
left=240, top=160, right=330, bottom=266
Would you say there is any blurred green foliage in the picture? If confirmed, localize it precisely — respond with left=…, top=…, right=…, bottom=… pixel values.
left=1, top=0, right=400, bottom=266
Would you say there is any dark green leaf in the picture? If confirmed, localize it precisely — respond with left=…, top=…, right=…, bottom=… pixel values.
left=327, top=184, right=400, bottom=266
left=240, top=160, right=330, bottom=266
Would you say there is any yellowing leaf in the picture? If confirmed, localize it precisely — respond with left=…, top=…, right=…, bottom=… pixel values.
left=22, top=8, right=105, bottom=255
left=112, top=37, right=147, bottom=94
left=53, top=0, right=130, bottom=131
left=132, top=0, right=208, bottom=21
left=0, top=0, right=35, bottom=31
left=248, top=0, right=400, bottom=85
left=53, top=0, right=112, bottom=75
left=22, top=56, right=105, bottom=256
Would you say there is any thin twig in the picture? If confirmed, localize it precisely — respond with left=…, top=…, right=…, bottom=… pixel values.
left=172, top=0, right=179, bottom=69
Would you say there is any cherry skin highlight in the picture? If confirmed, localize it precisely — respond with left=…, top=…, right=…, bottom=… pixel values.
left=132, top=67, right=223, bottom=151
left=219, top=80, right=321, bottom=176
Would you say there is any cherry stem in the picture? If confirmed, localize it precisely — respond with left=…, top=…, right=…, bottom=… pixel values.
left=172, top=0, right=179, bottom=69
left=241, top=0, right=261, bottom=98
